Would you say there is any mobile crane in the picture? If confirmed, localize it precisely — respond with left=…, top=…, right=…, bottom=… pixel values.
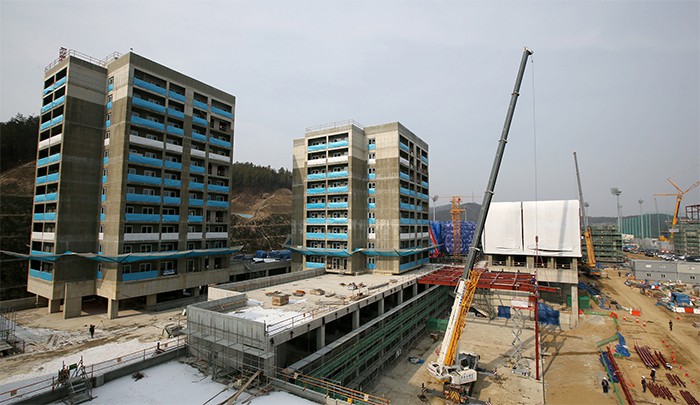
left=654, top=178, right=700, bottom=242
left=426, top=47, right=533, bottom=403
left=573, top=152, right=599, bottom=276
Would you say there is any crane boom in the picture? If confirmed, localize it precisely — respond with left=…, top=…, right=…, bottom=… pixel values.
left=428, top=47, right=533, bottom=388
left=654, top=179, right=700, bottom=241
left=573, top=152, right=597, bottom=271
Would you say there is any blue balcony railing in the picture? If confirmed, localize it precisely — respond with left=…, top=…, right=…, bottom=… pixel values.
left=162, top=214, right=180, bottom=222
left=126, top=193, right=161, bottom=204
left=40, top=115, right=64, bottom=131
left=131, top=115, right=164, bottom=131
left=400, top=203, right=414, bottom=211
left=164, top=178, right=182, bottom=187
left=167, top=108, right=185, bottom=119
left=105, top=120, right=111, bottom=128
left=42, top=77, right=66, bottom=95
left=306, top=232, right=326, bottom=239
left=327, top=233, right=348, bottom=240
left=123, top=270, right=159, bottom=282
left=368, top=143, right=376, bottom=150
left=306, top=262, right=326, bottom=269
left=209, top=137, right=231, bottom=148
left=421, top=155, right=429, bottom=164
left=37, top=153, right=61, bottom=167
left=100, top=213, right=105, bottom=221
left=29, top=269, right=53, bottom=281
left=400, top=261, right=418, bottom=271
left=368, top=218, right=376, bottom=224
left=164, top=160, right=182, bottom=170
left=125, top=213, right=160, bottom=222
left=327, top=218, right=348, bottom=224
left=307, top=173, right=326, bottom=181
left=169, top=91, right=185, bottom=102
left=306, top=218, right=326, bottom=224
left=208, top=184, right=229, bottom=193
left=36, top=173, right=59, bottom=185
left=189, top=198, right=204, bottom=207
left=308, top=144, right=326, bottom=152
left=166, top=125, right=184, bottom=136
left=193, top=100, right=208, bottom=110
left=307, top=188, right=326, bottom=195
left=127, top=173, right=162, bottom=185
left=399, top=142, right=410, bottom=152
left=368, top=263, right=376, bottom=270
left=107, top=83, right=114, bottom=92
left=132, top=97, right=166, bottom=113
left=327, top=171, right=348, bottom=179
left=368, top=203, right=376, bottom=209
left=421, top=181, right=429, bottom=188
left=211, top=106, right=233, bottom=118
left=400, top=187, right=411, bottom=196
left=192, top=133, right=207, bottom=143
left=193, top=116, right=208, bottom=127
left=368, top=173, right=376, bottom=180
left=188, top=215, right=203, bottom=223
left=106, top=101, right=113, bottom=110
left=129, top=153, right=162, bottom=167
left=33, top=212, right=57, bottom=221
left=190, top=165, right=205, bottom=174
left=400, top=218, right=415, bottom=225
left=163, top=196, right=181, bottom=205
left=399, top=172, right=410, bottom=181
left=189, top=182, right=204, bottom=190
left=327, top=186, right=348, bottom=194
left=41, top=95, right=66, bottom=113
left=101, top=195, right=106, bottom=202
left=368, top=188, right=376, bottom=195
left=306, top=203, right=326, bottom=209
left=34, top=192, right=58, bottom=203
left=328, top=140, right=349, bottom=149
left=133, top=77, right=167, bottom=96
left=328, top=202, right=348, bottom=209
left=102, top=175, right=107, bottom=183
left=207, top=200, right=228, bottom=208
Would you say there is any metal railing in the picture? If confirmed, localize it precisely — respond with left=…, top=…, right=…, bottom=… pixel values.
left=274, top=367, right=389, bottom=405
left=45, top=49, right=123, bottom=72
left=0, top=336, right=185, bottom=404
left=305, top=119, right=364, bottom=133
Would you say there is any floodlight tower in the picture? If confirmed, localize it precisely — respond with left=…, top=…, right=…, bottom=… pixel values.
left=638, top=199, right=644, bottom=244
left=611, top=187, right=622, bottom=234
left=432, top=195, right=439, bottom=222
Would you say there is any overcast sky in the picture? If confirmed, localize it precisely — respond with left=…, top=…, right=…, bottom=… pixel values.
left=1, top=1, right=698, bottom=217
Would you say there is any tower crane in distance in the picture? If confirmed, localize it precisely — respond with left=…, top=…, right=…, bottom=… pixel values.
left=654, top=178, right=700, bottom=241
left=426, top=47, right=533, bottom=403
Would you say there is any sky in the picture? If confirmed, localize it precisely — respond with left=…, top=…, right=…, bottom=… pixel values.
left=1, top=0, right=698, bottom=217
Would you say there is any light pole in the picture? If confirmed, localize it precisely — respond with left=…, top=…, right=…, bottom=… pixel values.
left=654, top=197, right=661, bottom=239
left=638, top=199, right=644, bottom=245
left=611, top=188, right=622, bottom=235
left=432, top=195, right=439, bottom=222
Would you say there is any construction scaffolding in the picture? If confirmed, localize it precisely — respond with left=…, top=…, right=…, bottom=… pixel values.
left=675, top=222, right=700, bottom=256
left=590, top=225, right=624, bottom=265
left=0, top=309, right=24, bottom=355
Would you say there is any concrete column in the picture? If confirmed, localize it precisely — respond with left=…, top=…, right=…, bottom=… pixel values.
left=63, top=283, right=82, bottom=319
left=107, top=299, right=119, bottom=319
left=378, top=298, right=384, bottom=315
left=192, top=287, right=200, bottom=297
left=146, top=294, right=157, bottom=307
left=397, top=289, right=404, bottom=305
left=352, top=310, right=360, bottom=329
left=48, top=299, right=61, bottom=314
left=570, top=285, right=579, bottom=328
left=316, top=325, right=326, bottom=349
left=412, top=283, right=418, bottom=297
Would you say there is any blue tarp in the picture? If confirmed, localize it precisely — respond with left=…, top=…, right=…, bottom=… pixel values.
left=615, top=332, right=630, bottom=357
left=538, top=303, right=560, bottom=326
left=429, top=221, right=476, bottom=255
left=497, top=305, right=511, bottom=319
left=1, top=247, right=242, bottom=263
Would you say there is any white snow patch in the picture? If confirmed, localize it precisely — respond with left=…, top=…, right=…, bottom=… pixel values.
left=228, top=306, right=303, bottom=326
left=247, top=298, right=263, bottom=306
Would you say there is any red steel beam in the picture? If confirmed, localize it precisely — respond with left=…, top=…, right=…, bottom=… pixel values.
left=418, top=267, right=560, bottom=293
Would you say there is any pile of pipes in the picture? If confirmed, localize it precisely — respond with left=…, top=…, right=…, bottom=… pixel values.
left=634, top=343, right=659, bottom=368
left=665, top=372, right=686, bottom=388
left=647, top=382, right=675, bottom=401
left=680, top=390, right=700, bottom=405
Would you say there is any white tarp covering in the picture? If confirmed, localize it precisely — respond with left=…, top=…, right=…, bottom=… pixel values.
left=482, top=201, right=523, bottom=255
left=483, top=200, right=581, bottom=258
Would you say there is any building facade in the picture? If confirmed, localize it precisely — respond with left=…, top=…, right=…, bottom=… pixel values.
left=28, top=50, right=236, bottom=318
left=291, top=121, right=431, bottom=274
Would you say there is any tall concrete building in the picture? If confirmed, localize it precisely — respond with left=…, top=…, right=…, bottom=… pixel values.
left=28, top=50, right=236, bottom=318
left=290, top=120, right=431, bottom=274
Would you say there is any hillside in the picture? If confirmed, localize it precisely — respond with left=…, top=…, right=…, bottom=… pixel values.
left=230, top=189, right=292, bottom=252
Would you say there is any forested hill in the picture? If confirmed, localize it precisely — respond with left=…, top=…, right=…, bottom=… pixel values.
left=0, top=114, right=39, bottom=173
left=231, top=162, right=291, bottom=193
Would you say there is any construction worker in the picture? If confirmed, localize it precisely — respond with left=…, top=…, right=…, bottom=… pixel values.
left=650, top=368, right=656, bottom=382
left=601, top=376, right=609, bottom=394
left=641, top=376, right=647, bottom=392
left=669, top=320, right=673, bottom=331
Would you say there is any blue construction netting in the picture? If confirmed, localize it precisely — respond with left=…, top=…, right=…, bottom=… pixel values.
left=599, top=351, right=619, bottom=383
left=1, top=247, right=242, bottom=263
left=538, top=303, right=560, bottom=326
left=497, top=306, right=512, bottom=319
left=429, top=220, right=476, bottom=255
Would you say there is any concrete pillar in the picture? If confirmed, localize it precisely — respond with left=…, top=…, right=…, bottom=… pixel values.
left=63, top=283, right=82, bottom=319
left=316, top=325, right=326, bottom=349
left=107, top=299, right=119, bottom=319
left=397, top=289, right=404, bottom=305
left=570, top=285, right=579, bottom=328
left=192, top=287, right=200, bottom=297
left=378, top=298, right=384, bottom=315
left=146, top=294, right=157, bottom=307
left=276, top=344, right=286, bottom=368
left=412, top=283, right=418, bottom=297
left=352, top=310, right=360, bottom=329
left=48, top=299, right=61, bottom=314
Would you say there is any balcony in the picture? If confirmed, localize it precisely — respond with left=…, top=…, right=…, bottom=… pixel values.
left=209, top=137, right=231, bottom=149
left=102, top=175, right=107, bottom=183
left=34, top=192, right=58, bottom=203
left=40, top=95, right=65, bottom=113
left=328, top=140, right=349, bottom=149
left=307, top=188, right=326, bottom=195
left=100, top=214, right=105, bottom=221
left=132, top=97, right=166, bottom=113
left=209, top=152, right=231, bottom=163
left=40, top=115, right=64, bottom=131
left=166, top=125, right=184, bottom=136
left=123, top=232, right=160, bottom=241
left=165, top=160, right=182, bottom=170
left=167, top=108, right=185, bottom=119
left=327, top=186, right=348, bottom=194
left=399, top=157, right=409, bottom=167
left=36, top=173, right=59, bottom=185
left=127, top=173, right=162, bottom=186
left=188, top=215, right=203, bottom=223
left=29, top=269, right=53, bottom=282
left=421, top=155, right=429, bottom=164
left=164, top=178, right=182, bottom=187
left=161, top=232, right=179, bottom=241
left=211, top=106, right=233, bottom=119
left=207, top=200, right=228, bottom=208
left=105, top=120, right=111, bottom=128
left=191, top=149, right=206, bottom=158
left=327, top=155, right=348, bottom=164
left=107, top=101, right=112, bottom=110
left=400, top=202, right=415, bottom=211
left=193, top=100, right=208, bottom=110
left=126, top=193, right=160, bottom=204
left=400, top=233, right=414, bottom=240
left=400, top=218, right=415, bottom=225
left=327, top=218, right=348, bottom=224
left=187, top=232, right=203, bottom=239
left=308, top=158, right=327, bottom=166
left=367, top=263, right=376, bottom=270
left=368, top=173, right=375, bottom=180
left=368, top=188, right=376, bottom=195
left=43, top=77, right=67, bottom=95
left=37, top=153, right=61, bottom=167
left=306, top=218, right=326, bottom=224
left=103, top=156, right=109, bottom=165
left=190, top=165, right=205, bottom=174
left=31, top=231, right=55, bottom=241
left=400, top=187, right=411, bottom=196
left=133, top=77, right=167, bottom=96
left=208, top=184, right=229, bottom=193
left=192, top=133, right=207, bottom=143
left=125, top=213, right=160, bottom=222
left=131, top=115, right=165, bottom=131
left=399, top=142, right=410, bottom=152
left=368, top=218, right=376, bottom=225
left=421, top=180, right=429, bottom=188
left=163, top=214, right=180, bottom=222
left=399, top=172, right=410, bottom=181
left=306, top=202, right=325, bottom=209
left=328, top=202, right=348, bottom=209
left=307, top=173, right=326, bottom=181
left=205, top=232, right=228, bottom=239
left=123, top=270, right=159, bottom=282
left=165, top=143, right=183, bottom=153
left=368, top=233, right=376, bottom=240
left=327, top=233, right=348, bottom=240
left=327, top=171, right=348, bottom=179
left=189, top=198, right=204, bottom=207
left=189, top=181, right=204, bottom=190
left=38, top=133, right=62, bottom=149
left=193, top=116, right=208, bottom=127
left=169, top=91, right=185, bottom=102
left=163, top=196, right=181, bottom=205
left=368, top=203, right=376, bottom=209
left=368, top=143, right=376, bottom=150
left=306, top=233, right=326, bottom=239
left=308, top=144, right=326, bottom=152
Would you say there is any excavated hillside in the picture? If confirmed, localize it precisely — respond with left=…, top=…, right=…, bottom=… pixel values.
left=230, top=189, right=292, bottom=252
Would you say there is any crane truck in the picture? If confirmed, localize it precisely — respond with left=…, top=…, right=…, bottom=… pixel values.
left=426, top=47, right=533, bottom=404
left=573, top=152, right=599, bottom=277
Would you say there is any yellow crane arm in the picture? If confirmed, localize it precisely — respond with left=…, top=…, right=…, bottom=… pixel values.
left=441, top=269, right=483, bottom=366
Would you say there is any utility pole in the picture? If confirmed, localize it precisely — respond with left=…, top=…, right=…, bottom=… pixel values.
left=611, top=188, right=622, bottom=235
